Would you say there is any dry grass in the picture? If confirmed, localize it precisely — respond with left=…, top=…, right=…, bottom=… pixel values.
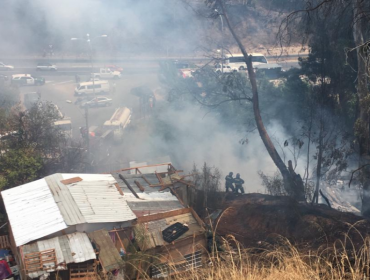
left=121, top=233, right=370, bottom=280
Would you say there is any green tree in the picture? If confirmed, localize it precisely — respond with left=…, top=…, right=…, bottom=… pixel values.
left=0, top=148, right=42, bottom=190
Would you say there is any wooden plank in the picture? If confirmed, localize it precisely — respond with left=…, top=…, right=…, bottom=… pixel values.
left=109, top=163, right=172, bottom=173
left=0, top=235, right=10, bottom=248
left=118, top=174, right=140, bottom=198
left=60, top=177, right=83, bottom=185
left=24, top=249, right=57, bottom=273
left=141, top=175, right=152, bottom=186
left=88, top=229, right=122, bottom=272
left=165, top=213, right=196, bottom=225
left=190, top=208, right=205, bottom=227
left=137, top=208, right=191, bottom=223
left=134, top=180, right=145, bottom=192
left=114, top=183, right=124, bottom=195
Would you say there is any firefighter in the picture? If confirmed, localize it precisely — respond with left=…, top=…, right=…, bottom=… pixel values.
left=234, top=173, right=245, bottom=194
left=225, top=172, right=235, bottom=193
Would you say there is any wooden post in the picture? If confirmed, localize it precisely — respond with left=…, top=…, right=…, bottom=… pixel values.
left=119, top=174, right=140, bottom=199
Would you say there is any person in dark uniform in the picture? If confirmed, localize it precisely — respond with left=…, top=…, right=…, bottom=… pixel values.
left=225, top=172, right=235, bottom=193
left=234, top=173, right=245, bottom=194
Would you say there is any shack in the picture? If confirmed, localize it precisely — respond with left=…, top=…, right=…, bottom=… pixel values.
left=1, top=173, right=136, bottom=280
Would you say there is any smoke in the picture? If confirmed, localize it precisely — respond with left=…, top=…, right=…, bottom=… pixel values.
left=0, top=0, right=208, bottom=55
left=119, top=97, right=302, bottom=193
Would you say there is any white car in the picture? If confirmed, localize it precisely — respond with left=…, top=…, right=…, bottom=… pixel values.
left=37, top=62, right=57, bottom=71
left=0, top=62, right=14, bottom=71
left=92, top=68, right=121, bottom=79
left=81, top=97, right=113, bottom=108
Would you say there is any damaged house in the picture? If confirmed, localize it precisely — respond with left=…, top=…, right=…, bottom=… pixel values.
left=2, top=173, right=136, bottom=279
left=1, top=163, right=207, bottom=280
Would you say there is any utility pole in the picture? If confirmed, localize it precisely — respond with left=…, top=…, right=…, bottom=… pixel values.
left=215, top=9, right=224, bottom=73
left=84, top=106, right=90, bottom=157
left=71, top=34, right=107, bottom=166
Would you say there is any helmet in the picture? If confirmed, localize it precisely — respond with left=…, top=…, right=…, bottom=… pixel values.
left=236, top=173, right=240, bottom=178
left=229, top=172, right=233, bottom=176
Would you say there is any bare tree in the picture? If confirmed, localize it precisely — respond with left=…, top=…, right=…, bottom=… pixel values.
left=206, top=0, right=306, bottom=200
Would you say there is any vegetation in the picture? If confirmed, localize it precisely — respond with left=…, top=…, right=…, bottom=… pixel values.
left=123, top=235, right=370, bottom=280
left=0, top=83, right=86, bottom=190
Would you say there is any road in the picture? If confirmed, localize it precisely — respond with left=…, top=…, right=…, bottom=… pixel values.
left=16, top=67, right=160, bottom=140
left=1, top=59, right=301, bottom=171
left=5, top=59, right=300, bottom=137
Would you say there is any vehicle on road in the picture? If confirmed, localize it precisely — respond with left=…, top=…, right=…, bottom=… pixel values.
left=81, top=97, right=113, bottom=108
left=255, top=63, right=283, bottom=79
left=215, top=64, right=234, bottom=73
left=0, top=62, right=14, bottom=71
left=74, top=80, right=110, bottom=96
left=37, top=62, right=57, bottom=71
left=179, top=68, right=194, bottom=78
left=106, top=65, right=123, bottom=73
left=0, top=74, right=8, bottom=81
left=11, top=74, right=45, bottom=86
left=173, top=60, right=190, bottom=69
left=226, top=53, right=268, bottom=71
left=104, top=107, right=131, bottom=143
left=24, top=92, right=41, bottom=110
left=54, top=118, right=72, bottom=138
left=92, top=68, right=121, bottom=79
left=52, top=104, right=73, bottom=138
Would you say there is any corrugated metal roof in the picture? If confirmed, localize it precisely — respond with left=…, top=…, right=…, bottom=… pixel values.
left=22, top=232, right=96, bottom=278
left=46, top=174, right=86, bottom=226
left=112, top=173, right=184, bottom=215
left=61, top=174, right=137, bottom=223
left=1, top=179, right=68, bottom=247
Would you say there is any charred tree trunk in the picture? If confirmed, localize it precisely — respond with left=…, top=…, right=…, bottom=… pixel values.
left=220, top=1, right=305, bottom=201
left=352, top=0, right=370, bottom=217
left=312, top=120, right=324, bottom=204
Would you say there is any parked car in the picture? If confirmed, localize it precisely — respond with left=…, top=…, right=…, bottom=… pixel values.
left=0, top=74, right=8, bottom=81
left=173, top=60, right=190, bottom=69
left=37, top=62, right=57, bottom=71
left=106, top=65, right=123, bottom=73
left=0, top=62, right=14, bottom=71
left=215, top=64, right=234, bottom=73
left=81, top=97, right=113, bottom=108
left=11, top=74, right=45, bottom=86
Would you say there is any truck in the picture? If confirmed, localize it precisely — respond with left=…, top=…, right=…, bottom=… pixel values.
left=52, top=104, right=73, bottom=138
left=92, top=68, right=121, bottom=79
left=54, top=118, right=72, bottom=138
left=103, top=107, right=131, bottom=143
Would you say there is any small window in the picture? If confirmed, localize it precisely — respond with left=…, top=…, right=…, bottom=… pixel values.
left=94, top=84, right=101, bottom=89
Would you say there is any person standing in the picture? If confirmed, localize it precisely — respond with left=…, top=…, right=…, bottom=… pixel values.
left=225, top=172, right=235, bottom=193
left=234, top=173, right=245, bottom=194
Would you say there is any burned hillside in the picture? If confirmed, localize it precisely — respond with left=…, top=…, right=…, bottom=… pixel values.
left=213, top=193, right=370, bottom=250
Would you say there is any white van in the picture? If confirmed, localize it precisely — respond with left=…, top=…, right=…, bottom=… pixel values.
left=226, top=53, right=268, bottom=71
left=74, top=80, right=110, bottom=96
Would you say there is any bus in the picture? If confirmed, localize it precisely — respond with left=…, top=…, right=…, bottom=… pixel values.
left=226, top=53, right=268, bottom=71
